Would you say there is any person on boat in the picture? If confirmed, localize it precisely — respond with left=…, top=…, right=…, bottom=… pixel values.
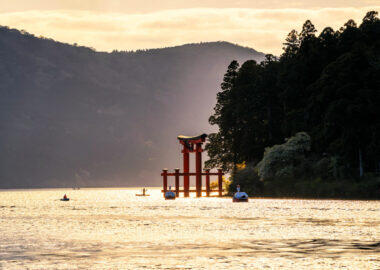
left=63, top=194, right=67, bottom=199
left=165, top=186, right=175, bottom=199
left=233, top=185, right=248, bottom=202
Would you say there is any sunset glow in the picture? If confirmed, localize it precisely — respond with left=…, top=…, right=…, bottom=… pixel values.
left=0, top=1, right=378, bottom=54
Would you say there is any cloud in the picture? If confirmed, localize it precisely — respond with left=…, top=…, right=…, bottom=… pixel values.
left=0, top=7, right=378, bottom=55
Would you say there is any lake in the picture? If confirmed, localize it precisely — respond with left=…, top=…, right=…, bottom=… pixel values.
left=0, top=188, right=379, bottom=269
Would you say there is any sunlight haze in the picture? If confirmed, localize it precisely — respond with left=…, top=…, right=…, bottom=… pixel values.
left=0, top=1, right=379, bottom=269
left=0, top=0, right=378, bottom=55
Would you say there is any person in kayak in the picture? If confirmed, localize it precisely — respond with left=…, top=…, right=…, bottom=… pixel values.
left=63, top=194, right=67, bottom=199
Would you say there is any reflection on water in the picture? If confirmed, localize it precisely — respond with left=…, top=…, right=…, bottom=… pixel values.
left=0, top=188, right=379, bottom=269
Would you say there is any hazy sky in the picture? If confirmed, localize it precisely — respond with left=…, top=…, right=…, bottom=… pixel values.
left=0, top=0, right=378, bottom=55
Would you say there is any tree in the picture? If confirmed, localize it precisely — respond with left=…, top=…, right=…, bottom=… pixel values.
left=300, top=20, right=317, bottom=42
left=258, top=55, right=283, bottom=145
left=207, top=11, right=380, bottom=198
left=256, top=132, right=311, bottom=180
left=342, top=19, right=357, bottom=30
left=362, top=11, right=379, bottom=25
left=307, top=48, right=380, bottom=176
left=206, top=60, right=240, bottom=171
left=282, top=29, right=299, bottom=57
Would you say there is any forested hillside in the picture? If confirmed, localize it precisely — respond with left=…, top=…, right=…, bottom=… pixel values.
left=207, top=11, right=380, bottom=198
left=0, top=26, right=264, bottom=188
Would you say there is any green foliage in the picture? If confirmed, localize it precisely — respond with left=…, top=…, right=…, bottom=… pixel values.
left=259, top=176, right=380, bottom=199
left=206, top=57, right=284, bottom=172
left=206, top=60, right=240, bottom=171
left=207, top=11, right=380, bottom=198
left=231, top=151, right=380, bottom=198
left=256, top=132, right=311, bottom=180
left=228, top=164, right=263, bottom=196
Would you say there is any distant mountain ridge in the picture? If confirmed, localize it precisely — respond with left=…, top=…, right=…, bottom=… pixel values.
left=0, top=26, right=265, bottom=188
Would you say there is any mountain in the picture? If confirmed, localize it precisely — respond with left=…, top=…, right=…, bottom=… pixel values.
left=0, top=26, right=265, bottom=188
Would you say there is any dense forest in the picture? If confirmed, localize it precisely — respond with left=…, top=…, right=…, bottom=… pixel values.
left=206, top=11, right=380, bottom=199
left=0, top=26, right=264, bottom=188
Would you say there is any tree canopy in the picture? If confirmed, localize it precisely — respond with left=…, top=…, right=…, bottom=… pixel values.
left=206, top=11, right=380, bottom=198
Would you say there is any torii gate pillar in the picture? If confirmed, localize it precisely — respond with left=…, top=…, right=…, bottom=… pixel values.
left=195, top=143, right=203, bottom=197
left=182, top=146, right=190, bottom=197
left=178, top=134, right=207, bottom=197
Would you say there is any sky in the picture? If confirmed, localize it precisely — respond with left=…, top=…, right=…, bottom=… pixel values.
left=0, top=1, right=378, bottom=55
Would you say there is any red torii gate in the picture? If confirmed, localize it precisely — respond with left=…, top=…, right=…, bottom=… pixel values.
left=161, top=134, right=224, bottom=197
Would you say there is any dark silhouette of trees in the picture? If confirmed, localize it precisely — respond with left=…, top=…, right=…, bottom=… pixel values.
left=207, top=11, right=380, bottom=198
left=206, top=60, right=240, bottom=171
left=282, top=29, right=299, bottom=57
left=299, top=20, right=317, bottom=42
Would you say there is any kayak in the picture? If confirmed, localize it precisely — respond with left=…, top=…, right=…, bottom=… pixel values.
left=135, top=194, right=150, bottom=196
left=60, top=198, right=70, bottom=201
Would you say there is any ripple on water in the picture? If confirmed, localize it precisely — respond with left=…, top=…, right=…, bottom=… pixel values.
left=0, top=188, right=378, bottom=269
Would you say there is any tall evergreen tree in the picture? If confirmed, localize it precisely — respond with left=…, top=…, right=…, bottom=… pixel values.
left=207, top=11, right=380, bottom=194
left=299, top=20, right=317, bottom=42
left=282, top=29, right=299, bottom=57
left=206, top=60, right=239, bottom=171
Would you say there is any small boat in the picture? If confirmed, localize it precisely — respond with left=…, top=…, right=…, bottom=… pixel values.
left=60, top=194, right=69, bottom=201
left=165, top=191, right=176, bottom=200
left=136, top=188, right=150, bottom=196
left=164, top=186, right=176, bottom=200
left=233, top=185, right=249, bottom=202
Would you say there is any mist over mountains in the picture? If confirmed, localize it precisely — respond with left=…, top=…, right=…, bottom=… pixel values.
left=0, top=26, right=265, bottom=188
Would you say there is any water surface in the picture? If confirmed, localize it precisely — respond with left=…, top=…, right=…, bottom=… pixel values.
left=0, top=188, right=379, bottom=269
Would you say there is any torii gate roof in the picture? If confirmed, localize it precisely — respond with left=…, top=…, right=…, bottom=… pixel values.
left=177, top=133, right=207, bottom=143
